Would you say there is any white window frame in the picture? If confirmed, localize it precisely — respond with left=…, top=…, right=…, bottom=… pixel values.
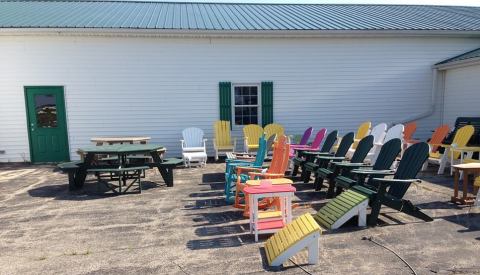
left=231, top=83, right=262, bottom=128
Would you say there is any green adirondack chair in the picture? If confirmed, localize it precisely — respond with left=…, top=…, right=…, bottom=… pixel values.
left=334, top=138, right=402, bottom=197
left=350, top=142, right=431, bottom=225
left=303, top=132, right=355, bottom=184
left=292, top=130, right=338, bottom=181
left=314, top=135, right=374, bottom=192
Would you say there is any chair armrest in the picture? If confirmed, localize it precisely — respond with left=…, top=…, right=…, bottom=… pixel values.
left=334, top=162, right=370, bottom=168
left=236, top=166, right=264, bottom=173
left=248, top=172, right=285, bottom=178
left=371, top=177, right=421, bottom=187
left=351, top=169, right=395, bottom=175
left=303, top=151, right=332, bottom=156
left=316, top=156, right=345, bottom=161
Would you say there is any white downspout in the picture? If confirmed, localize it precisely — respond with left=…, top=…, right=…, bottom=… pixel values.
left=393, top=68, right=439, bottom=125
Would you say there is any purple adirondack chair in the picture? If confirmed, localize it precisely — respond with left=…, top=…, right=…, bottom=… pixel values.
left=292, top=127, right=313, bottom=146
left=289, top=128, right=327, bottom=157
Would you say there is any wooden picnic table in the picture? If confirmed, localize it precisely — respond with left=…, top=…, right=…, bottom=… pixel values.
left=451, top=163, right=480, bottom=205
left=73, top=144, right=179, bottom=189
left=90, top=136, right=151, bottom=145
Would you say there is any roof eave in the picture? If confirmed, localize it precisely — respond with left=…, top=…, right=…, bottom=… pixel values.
left=433, top=57, right=480, bottom=70
left=2, top=28, right=480, bottom=38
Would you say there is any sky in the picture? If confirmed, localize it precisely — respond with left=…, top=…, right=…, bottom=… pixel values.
left=138, top=0, right=480, bottom=6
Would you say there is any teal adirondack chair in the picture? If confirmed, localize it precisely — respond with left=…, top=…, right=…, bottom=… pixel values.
left=303, top=132, right=355, bottom=184
left=334, top=138, right=402, bottom=196
left=224, top=136, right=267, bottom=204
left=349, top=142, right=431, bottom=225
left=314, top=135, right=374, bottom=192
left=292, top=130, right=338, bottom=181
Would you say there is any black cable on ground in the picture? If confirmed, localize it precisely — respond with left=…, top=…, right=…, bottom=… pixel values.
left=289, top=259, right=314, bottom=275
left=362, top=236, right=418, bottom=275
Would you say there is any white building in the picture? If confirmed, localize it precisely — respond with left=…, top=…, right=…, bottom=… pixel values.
left=1, top=1, right=480, bottom=162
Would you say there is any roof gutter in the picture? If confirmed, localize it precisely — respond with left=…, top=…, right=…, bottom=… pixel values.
left=2, top=28, right=480, bottom=38
left=433, top=57, right=480, bottom=70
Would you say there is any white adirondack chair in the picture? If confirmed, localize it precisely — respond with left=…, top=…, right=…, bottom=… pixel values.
left=181, top=127, right=207, bottom=167
left=347, top=123, right=387, bottom=159
left=366, top=124, right=403, bottom=164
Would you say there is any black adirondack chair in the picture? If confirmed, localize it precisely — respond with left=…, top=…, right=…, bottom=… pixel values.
left=350, top=142, right=431, bottom=225
left=314, top=135, right=374, bottom=192
left=303, top=132, right=355, bottom=184
left=291, top=130, right=338, bottom=180
left=334, top=138, right=402, bottom=196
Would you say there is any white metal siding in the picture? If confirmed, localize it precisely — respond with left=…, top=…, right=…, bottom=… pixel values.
left=0, top=35, right=479, bottom=162
left=443, top=64, right=480, bottom=126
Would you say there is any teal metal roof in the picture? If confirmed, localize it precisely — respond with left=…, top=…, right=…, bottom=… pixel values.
left=436, top=47, right=480, bottom=65
left=2, top=1, right=480, bottom=31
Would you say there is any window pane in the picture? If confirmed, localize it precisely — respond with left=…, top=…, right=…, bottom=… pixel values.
left=35, top=94, right=57, bottom=128
left=235, top=94, right=243, bottom=105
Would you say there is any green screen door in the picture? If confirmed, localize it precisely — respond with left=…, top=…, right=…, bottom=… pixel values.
left=25, top=86, right=70, bottom=163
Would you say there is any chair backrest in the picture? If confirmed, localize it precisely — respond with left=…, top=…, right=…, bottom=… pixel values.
left=253, top=135, right=268, bottom=166
left=213, top=120, right=231, bottom=146
left=182, top=127, right=204, bottom=148
left=266, top=134, right=277, bottom=152
left=356, top=121, right=372, bottom=140
left=320, top=130, right=338, bottom=153
left=370, top=123, right=387, bottom=144
left=443, top=117, right=480, bottom=146
left=267, top=135, right=290, bottom=174
left=350, top=135, right=374, bottom=163
left=311, top=128, right=327, bottom=149
left=384, top=124, right=404, bottom=143
left=264, top=123, right=285, bottom=140
left=429, top=124, right=450, bottom=152
left=449, top=125, right=475, bottom=159
left=335, top=132, right=355, bottom=157
left=372, top=138, right=402, bottom=170
left=390, top=142, right=429, bottom=198
left=243, top=124, right=263, bottom=145
left=403, top=121, right=417, bottom=141
left=299, top=127, right=313, bottom=145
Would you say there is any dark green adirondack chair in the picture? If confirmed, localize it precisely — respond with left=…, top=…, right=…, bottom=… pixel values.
left=334, top=138, right=402, bottom=196
left=303, top=132, right=355, bottom=184
left=314, top=135, right=374, bottom=192
left=292, top=130, right=338, bottom=180
left=350, top=142, right=431, bottom=225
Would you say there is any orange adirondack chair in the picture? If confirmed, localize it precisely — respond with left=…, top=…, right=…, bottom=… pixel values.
left=409, top=124, right=450, bottom=153
left=234, top=135, right=290, bottom=215
left=403, top=121, right=417, bottom=144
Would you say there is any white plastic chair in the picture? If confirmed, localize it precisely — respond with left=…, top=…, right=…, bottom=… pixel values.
left=181, top=127, right=207, bottom=167
left=367, top=124, right=403, bottom=164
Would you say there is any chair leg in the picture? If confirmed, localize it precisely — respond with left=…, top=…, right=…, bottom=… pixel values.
left=292, top=165, right=299, bottom=177
left=307, top=236, right=319, bottom=264
left=438, top=156, right=447, bottom=175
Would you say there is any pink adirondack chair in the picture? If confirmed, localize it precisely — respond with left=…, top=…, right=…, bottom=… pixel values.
left=289, top=128, right=327, bottom=157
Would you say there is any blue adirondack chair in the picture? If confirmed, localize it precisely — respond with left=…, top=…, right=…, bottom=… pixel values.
left=224, top=136, right=267, bottom=204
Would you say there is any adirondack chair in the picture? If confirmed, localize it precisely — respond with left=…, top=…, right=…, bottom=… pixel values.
left=315, top=135, right=374, bottom=192
left=352, top=121, right=371, bottom=149
left=334, top=138, right=402, bottom=196
left=213, top=120, right=237, bottom=160
left=303, top=132, right=355, bottom=184
left=291, top=129, right=336, bottom=179
left=224, top=136, right=267, bottom=204
left=243, top=124, right=263, bottom=153
left=181, top=127, right=207, bottom=167
left=264, top=123, right=284, bottom=140
left=410, top=124, right=450, bottom=153
left=234, top=135, right=290, bottom=212
left=349, top=142, right=431, bottom=225
left=403, top=121, right=417, bottom=145
left=425, top=125, right=474, bottom=174
left=290, top=128, right=327, bottom=158
left=366, top=124, right=403, bottom=164
left=346, top=123, right=386, bottom=159
left=291, top=127, right=313, bottom=146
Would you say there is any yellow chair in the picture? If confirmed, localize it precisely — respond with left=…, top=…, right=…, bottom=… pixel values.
left=243, top=124, right=263, bottom=153
left=213, top=120, right=236, bottom=160
left=352, top=121, right=371, bottom=149
left=427, top=125, right=474, bottom=175
left=264, top=123, right=284, bottom=140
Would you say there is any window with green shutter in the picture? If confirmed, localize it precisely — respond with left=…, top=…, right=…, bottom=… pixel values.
left=219, top=81, right=273, bottom=127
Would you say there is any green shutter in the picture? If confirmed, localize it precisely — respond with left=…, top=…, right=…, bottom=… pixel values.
left=219, top=82, right=232, bottom=126
left=261, top=81, right=273, bottom=127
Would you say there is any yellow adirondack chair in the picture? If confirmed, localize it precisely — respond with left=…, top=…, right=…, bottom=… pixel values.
left=264, top=123, right=284, bottom=140
left=352, top=121, right=371, bottom=149
left=426, top=125, right=474, bottom=174
left=213, top=120, right=236, bottom=160
left=243, top=124, right=263, bottom=153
